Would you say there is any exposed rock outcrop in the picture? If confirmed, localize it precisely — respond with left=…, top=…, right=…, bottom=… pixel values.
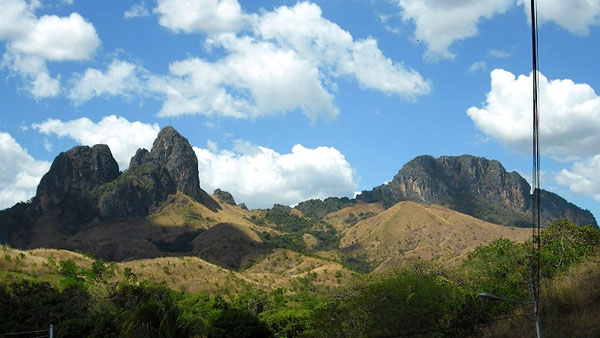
left=98, top=126, right=220, bottom=219
left=357, top=155, right=596, bottom=227
left=36, top=145, right=119, bottom=212
left=151, top=126, right=202, bottom=201
left=213, top=189, right=236, bottom=206
left=98, top=161, right=177, bottom=220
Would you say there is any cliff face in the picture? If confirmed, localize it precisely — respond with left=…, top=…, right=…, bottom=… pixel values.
left=357, top=155, right=596, bottom=227
left=151, top=126, right=202, bottom=201
left=36, top=144, right=120, bottom=212
left=98, top=126, right=219, bottom=219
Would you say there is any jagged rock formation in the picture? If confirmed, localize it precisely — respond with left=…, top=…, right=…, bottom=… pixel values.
left=36, top=145, right=119, bottom=212
left=0, top=126, right=221, bottom=246
left=151, top=127, right=203, bottom=201
left=213, top=189, right=236, bottom=205
left=357, top=155, right=596, bottom=227
left=98, top=126, right=220, bottom=219
left=98, top=161, right=177, bottom=220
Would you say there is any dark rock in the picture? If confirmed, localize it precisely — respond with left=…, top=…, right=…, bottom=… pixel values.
left=239, top=203, right=248, bottom=210
left=357, top=155, right=596, bottom=227
left=150, top=126, right=202, bottom=201
left=539, top=190, right=597, bottom=227
left=99, top=161, right=176, bottom=220
left=36, top=144, right=119, bottom=212
left=129, top=148, right=151, bottom=168
left=214, top=188, right=236, bottom=205
left=98, top=126, right=220, bottom=218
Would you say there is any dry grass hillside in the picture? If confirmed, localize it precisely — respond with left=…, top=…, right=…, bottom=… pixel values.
left=0, top=245, right=352, bottom=294
left=483, top=255, right=600, bottom=337
left=322, top=201, right=384, bottom=232
left=149, top=191, right=271, bottom=234
left=13, top=191, right=278, bottom=264
left=243, top=249, right=353, bottom=289
left=340, top=201, right=530, bottom=271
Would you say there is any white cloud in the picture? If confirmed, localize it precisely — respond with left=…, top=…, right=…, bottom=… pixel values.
left=0, top=0, right=100, bottom=98
left=150, top=2, right=430, bottom=120
left=556, top=156, right=600, bottom=201
left=149, top=35, right=338, bottom=121
left=29, top=71, right=60, bottom=97
left=124, top=1, right=150, bottom=18
left=0, top=132, right=51, bottom=209
left=193, top=141, right=357, bottom=209
left=518, top=0, right=600, bottom=35
left=68, top=60, right=145, bottom=104
left=396, top=0, right=513, bottom=59
left=32, top=115, right=160, bottom=170
left=255, top=2, right=430, bottom=98
left=467, top=69, right=600, bottom=158
left=488, top=49, right=511, bottom=58
left=469, top=61, right=487, bottom=72
left=154, top=0, right=245, bottom=34
left=10, top=12, right=99, bottom=61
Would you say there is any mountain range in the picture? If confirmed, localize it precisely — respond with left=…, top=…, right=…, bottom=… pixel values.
left=0, top=126, right=596, bottom=273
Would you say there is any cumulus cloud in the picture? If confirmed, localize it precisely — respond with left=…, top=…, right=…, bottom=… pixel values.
left=467, top=69, right=600, bottom=158
left=0, top=132, right=51, bottom=209
left=124, top=1, right=150, bottom=18
left=149, top=1, right=430, bottom=120
left=394, top=0, right=599, bottom=59
left=149, top=35, right=337, bottom=121
left=556, top=156, right=600, bottom=201
left=193, top=141, right=357, bottom=208
left=518, top=0, right=600, bottom=35
left=68, top=59, right=146, bottom=104
left=0, top=0, right=100, bottom=98
left=396, top=0, right=512, bottom=59
left=154, top=0, right=245, bottom=34
left=254, top=2, right=430, bottom=98
left=32, top=115, right=160, bottom=170
left=469, top=69, right=600, bottom=203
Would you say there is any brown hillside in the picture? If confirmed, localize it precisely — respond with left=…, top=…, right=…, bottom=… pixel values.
left=0, top=245, right=352, bottom=294
left=243, top=249, right=353, bottom=289
left=191, top=222, right=271, bottom=270
left=322, top=200, right=384, bottom=232
left=340, top=201, right=530, bottom=271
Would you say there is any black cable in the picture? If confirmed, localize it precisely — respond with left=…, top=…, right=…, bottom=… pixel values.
left=0, top=329, right=48, bottom=337
left=529, top=0, right=542, bottom=336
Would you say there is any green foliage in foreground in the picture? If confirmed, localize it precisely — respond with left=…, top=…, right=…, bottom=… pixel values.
left=0, top=219, right=598, bottom=337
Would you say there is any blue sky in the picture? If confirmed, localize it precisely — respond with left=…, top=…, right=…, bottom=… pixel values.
left=1, top=0, right=600, bottom=222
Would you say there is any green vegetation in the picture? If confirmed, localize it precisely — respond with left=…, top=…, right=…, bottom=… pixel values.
left=255, top=204, right=340, bottom=254
left=343, top=211, right=377, bottom=226
left=1, top=219, right=599, bottom=337
left=295, top=197, right=355, bottom=219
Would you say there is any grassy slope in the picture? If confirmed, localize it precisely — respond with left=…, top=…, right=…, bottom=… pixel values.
left=339, top=201, right=530, bottom=270
left=0, top=245, right=353, bottom=294
left=482, top=255, right=600, bottom=337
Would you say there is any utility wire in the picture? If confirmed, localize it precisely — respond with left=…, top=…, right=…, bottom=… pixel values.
left=529, top=0, right=542, bottom=337
left=0, top=329, right=48, bottom=337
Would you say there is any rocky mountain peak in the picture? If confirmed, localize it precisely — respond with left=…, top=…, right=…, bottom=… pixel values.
left=36, top=144, right=119, bottom=212
left=150, top=126, right=202, bottom=201
left=357, top=154, right=596, bottom=227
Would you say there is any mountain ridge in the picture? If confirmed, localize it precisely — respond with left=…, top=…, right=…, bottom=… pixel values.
left=356, top=154, right=596, bottom=227
left=0, top=127, right=596, bottom=272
